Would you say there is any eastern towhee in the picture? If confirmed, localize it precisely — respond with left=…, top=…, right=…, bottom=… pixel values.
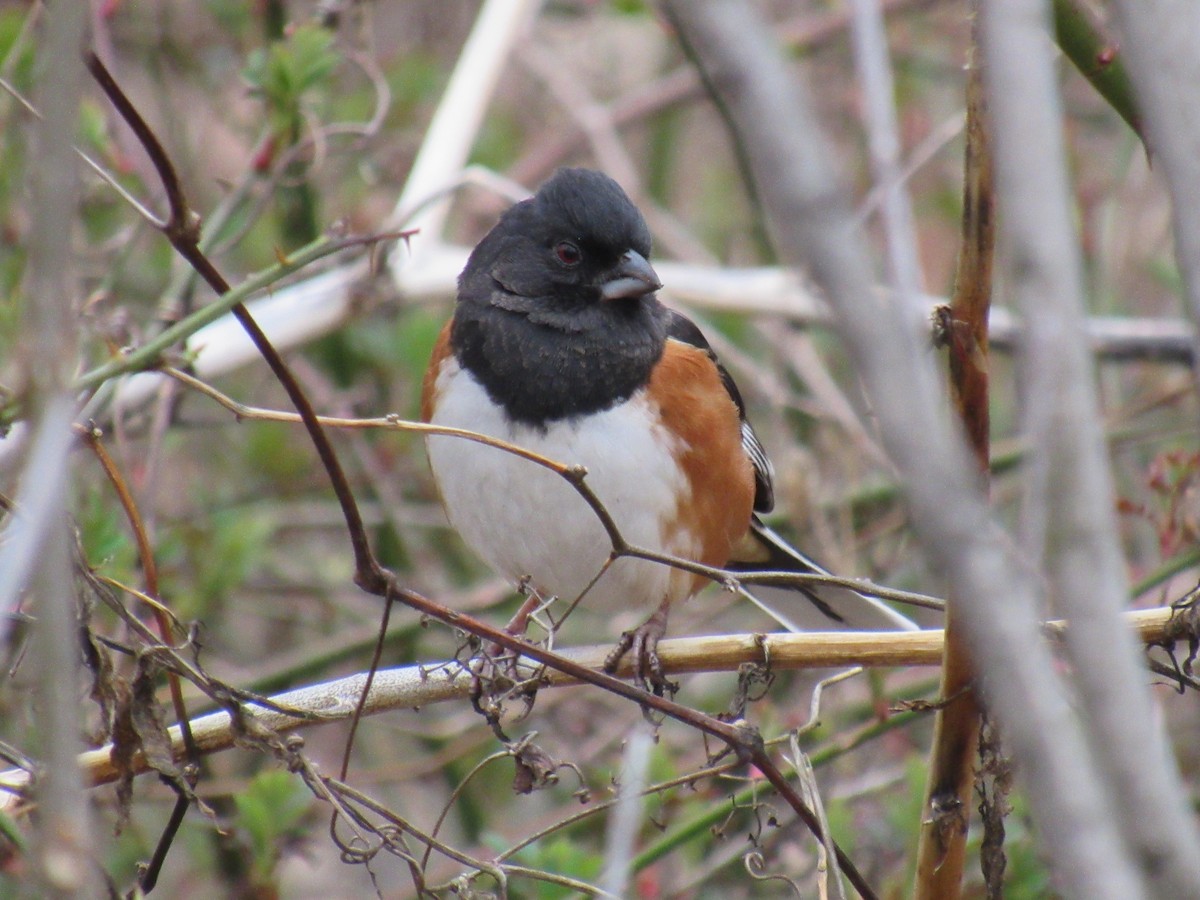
left=422, top=168, right=915, bottom=692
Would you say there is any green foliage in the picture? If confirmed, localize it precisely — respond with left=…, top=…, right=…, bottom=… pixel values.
left=173, top=506, right=274, bottom=618
left=305, top=306, right=444, bottom=415
left=965, top=791, right=1054, bottom=897
left=1146, top=255, right=1184, bottom=297
left=233, top=769, right=314, bottom=886
left=306, top=324, right=391, bottom=391
left=645, top=106, right=684, bottom=206
left=821, top=788, right=857, bottom=856
left=644, top=738, right=679, bottom=789
left=0, top=294, right=20, bottom=383
left=386, top=53, right=445, bottom=122
left=76, top=98, right=110, bottom=160
left=886, top=755, right=934, bottom=889
left=996, top=819, right=1054, bottom=897
left=77, top=481, right=137, bottom=578
left=509, top=835, right=605, bottom=899
left=204, top=0, right=256, bottom=37
left=0, top=807, right=26, bottom=855
left=609, top=0, right=650, bottom=15
left=243, top=22, right=341, bottom=246
left=243, top=24, right=339, bottom=138
left=244, top=421, right=317, bottom=493
left=469, top=109, right=524, bottom=173
left=0, top=8, right=35, bottom=89
left=395, top=306, right=451, bottom=389
left=0, top=11, right=35, bottom=367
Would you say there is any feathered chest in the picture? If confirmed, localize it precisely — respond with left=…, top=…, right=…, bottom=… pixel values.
left=424, top=355, right=698, bottom=612
left=448, top=299, right=667, bottom=428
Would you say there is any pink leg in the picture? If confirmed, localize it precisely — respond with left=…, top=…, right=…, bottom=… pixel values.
left=503, top=589, right=544, bottom=638
left=603, top=601, right=677, bottom=696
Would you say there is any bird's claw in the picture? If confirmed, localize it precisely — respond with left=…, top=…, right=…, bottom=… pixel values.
left=604, top=611, right=677, bottom=697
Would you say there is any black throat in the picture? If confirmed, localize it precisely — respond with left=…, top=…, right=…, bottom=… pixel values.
left=450, top=296, right=668, bottom=429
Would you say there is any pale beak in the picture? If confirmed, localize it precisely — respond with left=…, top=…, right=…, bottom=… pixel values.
left=599, top=249, right=662, bottom=301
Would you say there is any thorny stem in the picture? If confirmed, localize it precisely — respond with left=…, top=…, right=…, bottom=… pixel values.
left=75, top=426, right=198, bottom=892
left=85, top=49, right=879, bottom=898
left=915, top=7, right=994, bottom=897
left=164, top=366, right=945, bottom=612
left=373, top=565, right=882, bottom=899
left=76, top=429, right=196, bottom=751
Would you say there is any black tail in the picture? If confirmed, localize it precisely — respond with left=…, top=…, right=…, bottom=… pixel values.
left=727, top=517, right=919, bottom=632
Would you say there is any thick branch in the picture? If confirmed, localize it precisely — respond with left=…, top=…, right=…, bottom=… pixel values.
left=915, top=10, right=993, bottom=894
left=0, top=607, right=1178, bottom=796
left=1111, top=0, right=1200, bottom=394
left=659, top=1, right=1153, bottom=896
left=983, top=1, right=1200, bottom=894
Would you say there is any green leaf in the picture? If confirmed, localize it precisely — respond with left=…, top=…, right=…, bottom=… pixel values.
left=0, top=807, right=27, bottom=854
left=243, top=23, right=340, bottom=133
left=78, top=482, right=136, bottom=575
left=1052, top=0, right=1142, bottom=139
left=512, top=835, right=605, bottom=899
left=234, top=769, right=313, bottom=880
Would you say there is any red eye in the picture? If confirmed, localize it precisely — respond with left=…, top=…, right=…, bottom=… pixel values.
left=554, top=241, right=582, bottom=266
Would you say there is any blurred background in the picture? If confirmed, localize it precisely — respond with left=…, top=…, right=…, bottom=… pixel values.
left=1, top=1, right=1196, bottom=897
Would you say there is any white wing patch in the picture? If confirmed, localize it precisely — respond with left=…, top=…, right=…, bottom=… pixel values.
left=741, top=421, right=774, bottom=499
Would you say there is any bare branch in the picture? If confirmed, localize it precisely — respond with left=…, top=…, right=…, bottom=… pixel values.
left=983, top=1, right=1200, bottom=894
left=1110, top=1, right=1200, bottom=395
left=849, top=0, right=925, bottom=294
left=659, top=1, right=1157, bottom=895
left=17, top=3, right=96, bottom=896
left=0, top=606, right=1178, bottom=795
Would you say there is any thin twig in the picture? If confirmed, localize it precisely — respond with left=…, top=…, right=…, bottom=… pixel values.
left=0, top=605, right=1180, bottom=799
left=165, top=365, right=945, bottom=612
left=84, top=50, right=877, bottom=891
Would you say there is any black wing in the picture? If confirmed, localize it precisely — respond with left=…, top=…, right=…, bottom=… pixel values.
left=665, top=310, right=775, bottom=513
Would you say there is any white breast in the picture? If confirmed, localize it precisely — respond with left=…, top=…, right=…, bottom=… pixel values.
left=426, top=358, right=699, bottom=615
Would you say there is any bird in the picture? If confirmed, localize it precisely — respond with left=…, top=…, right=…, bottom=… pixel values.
left=421, top=167, right=916, bottom=693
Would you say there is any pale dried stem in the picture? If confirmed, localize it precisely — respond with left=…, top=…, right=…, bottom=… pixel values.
left=13, top=4, right=96, bottom=897
left=985, top=1, right=1200, bottom=893
left=661, top=1, right=1164, bottom=895
left=0, top=606, right=1177, bottom=799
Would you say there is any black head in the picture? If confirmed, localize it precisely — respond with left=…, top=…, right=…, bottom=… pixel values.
left=460, top=167, right=660, bottom=321
left=451, top=168, right=670, bottom=427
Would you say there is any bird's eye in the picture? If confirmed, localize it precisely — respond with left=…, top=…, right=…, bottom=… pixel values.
left=554, top=241, right=582, bottom=267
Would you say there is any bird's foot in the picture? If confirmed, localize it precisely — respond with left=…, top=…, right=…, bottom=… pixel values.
left=471, top=584, right=553, bottom=722
left=486, top=582, right=548, bottom=662
left=604, top=605, right=677, bottom=697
